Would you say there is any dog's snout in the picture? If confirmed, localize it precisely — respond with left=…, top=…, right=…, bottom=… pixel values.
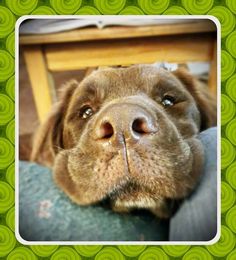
left=94, top=103, right=157, bottom=145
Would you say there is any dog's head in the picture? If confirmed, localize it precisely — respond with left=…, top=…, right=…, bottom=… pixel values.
left=31, top=65, right=216, bottom=217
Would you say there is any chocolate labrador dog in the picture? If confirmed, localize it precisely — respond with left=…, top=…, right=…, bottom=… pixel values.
left=31, top=64, right=216, bottom=218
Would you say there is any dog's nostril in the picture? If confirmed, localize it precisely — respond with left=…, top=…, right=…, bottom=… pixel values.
left=132, top=118, right=147, bottom=134
left=100, top=122, right=114, bottom=139
left=132, top=118, right=153, bottom=134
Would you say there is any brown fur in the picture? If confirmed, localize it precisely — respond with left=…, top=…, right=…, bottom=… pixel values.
left=31, top=65, right=216, bottom=218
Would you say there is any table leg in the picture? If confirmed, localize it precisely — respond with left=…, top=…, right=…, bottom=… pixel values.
left=23, top=45, right=53, bottom=123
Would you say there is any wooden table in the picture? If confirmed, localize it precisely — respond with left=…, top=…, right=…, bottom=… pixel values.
left=20, top=20, right=217, bottom=123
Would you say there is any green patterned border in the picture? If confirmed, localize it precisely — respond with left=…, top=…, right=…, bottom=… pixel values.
left=0, top=0, right=235, bottom=259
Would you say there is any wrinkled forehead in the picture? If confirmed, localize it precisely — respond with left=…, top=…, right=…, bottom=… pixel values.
left=77, top=65, right=183, bottom=98
left=86, top=65, right=170, bottom=84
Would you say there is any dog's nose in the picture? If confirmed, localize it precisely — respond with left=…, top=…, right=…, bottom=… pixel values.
left=99, top=117, right=153, bottom=138
left=94, top=103, right=157, bottom=145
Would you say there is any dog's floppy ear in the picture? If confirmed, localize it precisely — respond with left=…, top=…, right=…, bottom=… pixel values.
left=173, top=68, right=217, bottom=131
left=30, top=80, right=78, bottom=166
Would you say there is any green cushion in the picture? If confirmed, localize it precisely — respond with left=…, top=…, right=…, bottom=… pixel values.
left=19, top=161, right=168, bottom=241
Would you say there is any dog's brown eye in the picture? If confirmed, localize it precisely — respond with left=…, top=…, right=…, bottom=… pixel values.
left=80, top=106, right=94, bottom=119
left=162, top=95, right=175, bottom=107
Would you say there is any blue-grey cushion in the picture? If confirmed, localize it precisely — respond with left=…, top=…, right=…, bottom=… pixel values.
left=170, top=127, right=218, bottom=241
left=19, top=164, right=168, bottom=241
left=19, top=127, right=217, bottom=241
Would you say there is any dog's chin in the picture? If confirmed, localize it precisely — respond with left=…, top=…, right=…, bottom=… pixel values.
left=99, top=181, right=180, bottom=219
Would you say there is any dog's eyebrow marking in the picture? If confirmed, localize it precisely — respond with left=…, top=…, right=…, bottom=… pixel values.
left=70, top=84, right=98, bottom=109
left=81, top=82, right=97, bottom=95
left=154, top=74, right=184, bottom=93
left=81, top=78, right=107, bottom=101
